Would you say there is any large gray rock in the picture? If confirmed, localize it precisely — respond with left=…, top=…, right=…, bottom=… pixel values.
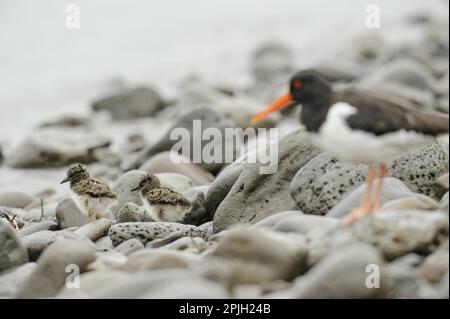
left=291, top=243, right=389, bottom=298
left=204, top=228, right=308, bottom=285
left=0, top=219, right=28, bottom=272
left=292, top=143, right=448, bottom=215
left=55, top=198, right=88, bottom=229
left=108, top=222, right=206, bottom=246
left=0, top=190, right=36, bottom=208
left=15, top=239, right=96, bottom=298
left=213, top=129, right=320, bottom=232
left=7, top=127, right=110, bottom=168
left=123, top=107, right=238, bottom=174
left=139, top=151, right=214, bottom=186
left=91, top=86, right=165, bottom=120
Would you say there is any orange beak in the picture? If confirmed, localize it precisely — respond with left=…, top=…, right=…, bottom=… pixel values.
left=250, top=93, right=293, bottom=125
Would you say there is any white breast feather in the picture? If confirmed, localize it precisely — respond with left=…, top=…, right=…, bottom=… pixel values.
left=310, top=102, right=433, bottom=164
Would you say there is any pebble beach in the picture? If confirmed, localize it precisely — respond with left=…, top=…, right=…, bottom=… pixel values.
left=0, top=0, right=449, bottom=299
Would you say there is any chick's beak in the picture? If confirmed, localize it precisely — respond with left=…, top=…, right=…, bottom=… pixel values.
left=130, top=186, right=140, bottom=192
left=60, top=177, right=70, bottom=184
left=250, top=93, right=294, bottom=125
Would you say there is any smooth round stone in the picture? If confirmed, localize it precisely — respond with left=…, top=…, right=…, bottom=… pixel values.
left=17, top=220, right=58, bottom=236
left=95, top=236, right=114, bottom=252
left=206, top=228, right=308, bottom=284
left=155, top=173, right=194, bottom=193
left=291, top=243, right=389, bottom=299
left=55, top=198, right=87, bottom=229
left=119, top=249, right=199, bottom=272
left=111, top=170, right=147, bottom=215
left=327, top=178, right=433, bottom=218
left=0, top=190, right=36, bottom=209
left=15, top=239, right=96, bottom=298
left=114, top=238, right=145, bottom=256
left=250, top=42, right=294, bottom=83
left=74, top=218, right=114, bottom=242
left=0, top=219, right=29, bottom=272
left=139, top=151, right=214, bottom=186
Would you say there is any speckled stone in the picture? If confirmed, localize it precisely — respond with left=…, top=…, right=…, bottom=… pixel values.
left=291, top=143, right=448, bottom=215
left=108, top=222, right=206, bottom=246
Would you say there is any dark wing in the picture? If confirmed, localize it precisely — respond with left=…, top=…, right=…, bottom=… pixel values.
left=145, top=187, right=191, bottom=208
left=72, top=179, right=117, bottom=198
left=334, top=88, right=449, bottom=136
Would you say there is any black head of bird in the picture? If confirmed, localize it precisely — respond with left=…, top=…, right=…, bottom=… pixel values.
left=131, top=174, right=161, bottom=194
left=60, top=163, right=89, bottom=184
left=251, top=70, right=333, bottom=128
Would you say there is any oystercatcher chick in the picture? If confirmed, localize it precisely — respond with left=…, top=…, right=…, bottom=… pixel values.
left=131, top=173, right=192, bottom=223
left=251, top=70, right=449, bottom=226
left=60, top=163, right=117, bottom=223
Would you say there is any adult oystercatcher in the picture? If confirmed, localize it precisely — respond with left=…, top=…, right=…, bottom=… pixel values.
left=251, top=70, right=449, bottom=226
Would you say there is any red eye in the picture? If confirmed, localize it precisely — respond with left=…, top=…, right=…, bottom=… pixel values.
left=293, top=80, right=302, bottom=90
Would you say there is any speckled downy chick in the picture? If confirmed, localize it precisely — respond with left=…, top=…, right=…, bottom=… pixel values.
left=61, top=163, right=117, bottom=222
left=131, top=173, right=192, bottom=223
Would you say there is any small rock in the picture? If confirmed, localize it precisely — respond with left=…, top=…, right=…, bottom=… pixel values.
left=0, top=219, right=29, bottom=272
left=251, top=42, right=294, bottom=83
left=380, top=195, right=440, bottom=212
left=139, top=151, right=214, bottom=186
left=22, top=229, right=94, bottom=261
left=7, top=127, right=110, bottom=168
left=156, top=173, right=194, bottom=193
left=74, top=218, right=114, bottom=242
left=111, top=170, right=147, bottom=215
left=119, top=249, right=199, bottom=272
left=108, top=222, right=205, bottom=246
left=385, top=253, right=424, bottom=298
left=116, top=202, right=148, bottom=223
left=91, top=86, right=165, bottom=120
left=90, top=270, right=227, bottom=299
left=181, top=187, right=207, bottom=225
left=55, top=198, right=88, bottom=229
left=114, top=238, right=145, bottom=256
left=57, top=270, right=130, bottom=298
left=123, top=107, right=238, bottom=174
left=417, top=250, right=449, bottom=284
left=206, top=228, right=308, bottom=284
left=17, top=220, right=58, bottom=236
left=433, top=173, right=449, bottom=199
left=256, top=212, right=340, bottom=237
left=213, top=129, right=320, bottom=232
left=0, top=190, right=36, bottom=208
left=159, top=236, right=207, bottom=253
left=94, top=236, right=114, bottom=252
left=15, top=239, right=96, bottom=298
left=328, top=178, right=434, bottom=218
left=291, top=243, right=389, bottom=298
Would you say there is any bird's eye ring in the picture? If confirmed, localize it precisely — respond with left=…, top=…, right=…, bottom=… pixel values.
left=293, top=80, right=302, bottom=90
